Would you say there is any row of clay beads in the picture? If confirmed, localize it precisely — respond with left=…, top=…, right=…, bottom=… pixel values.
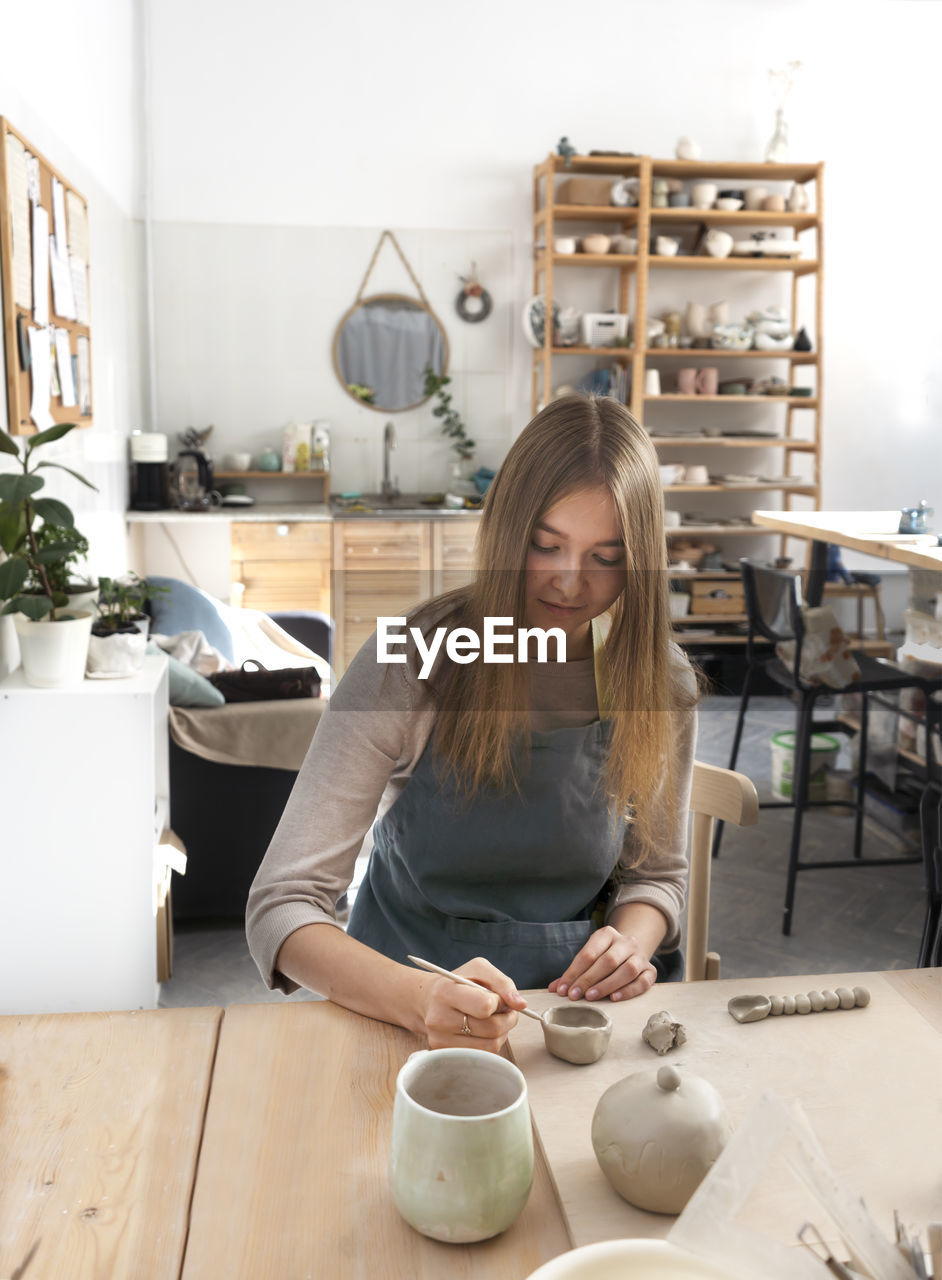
left=769, top=986, right=870, bottom=1015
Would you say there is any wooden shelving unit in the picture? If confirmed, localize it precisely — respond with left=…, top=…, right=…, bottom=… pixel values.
left=215, top=469, right=330, bottom=503
left=531, top=152, right=824, bottom=646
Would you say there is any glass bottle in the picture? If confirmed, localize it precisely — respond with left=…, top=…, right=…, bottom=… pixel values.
left=764, top=108, right=788, bottom=164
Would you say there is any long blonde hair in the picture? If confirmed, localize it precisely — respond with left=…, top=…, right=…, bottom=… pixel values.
left=417, top=394, right=695, bottom=863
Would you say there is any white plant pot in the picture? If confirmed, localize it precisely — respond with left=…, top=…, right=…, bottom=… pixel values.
left=13, top=610, right=94, bottom=688
left=86, top=628, right=148, bottom=677
left=65, top=585, right=100, bottom=615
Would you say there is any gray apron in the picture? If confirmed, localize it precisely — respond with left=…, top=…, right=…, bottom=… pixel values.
left=347, top=720, right=682, bottom=989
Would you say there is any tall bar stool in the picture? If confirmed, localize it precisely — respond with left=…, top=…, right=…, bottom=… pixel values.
left=712, top=559, right=940, bottom=935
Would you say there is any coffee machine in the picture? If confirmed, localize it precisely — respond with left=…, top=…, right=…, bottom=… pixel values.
left=130, top=432, right=171, bottom=510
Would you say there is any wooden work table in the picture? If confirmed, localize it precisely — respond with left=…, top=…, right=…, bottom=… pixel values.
left=753, top=510, right=942, bottom=603
left=1, top=970, right=939, bottom=1278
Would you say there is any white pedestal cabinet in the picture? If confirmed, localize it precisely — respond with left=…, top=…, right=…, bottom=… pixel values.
left=0, top=654, right=170, bottom=1014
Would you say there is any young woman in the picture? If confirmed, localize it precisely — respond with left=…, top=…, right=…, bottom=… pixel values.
left=246, top=395, right=698, bottom=1053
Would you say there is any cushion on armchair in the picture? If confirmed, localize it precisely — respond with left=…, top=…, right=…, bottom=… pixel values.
left=147, top=576, right=235, bottom=661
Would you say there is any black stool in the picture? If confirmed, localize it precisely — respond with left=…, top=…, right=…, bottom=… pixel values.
left=713, top=560, right=939, bottom=935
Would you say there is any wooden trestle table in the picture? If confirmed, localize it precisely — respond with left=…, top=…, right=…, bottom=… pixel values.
left=1, top=969, right=939, bottom=1278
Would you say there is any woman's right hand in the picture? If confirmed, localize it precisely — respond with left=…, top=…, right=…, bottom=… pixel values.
left=417, top=957, right=526, bottom=1053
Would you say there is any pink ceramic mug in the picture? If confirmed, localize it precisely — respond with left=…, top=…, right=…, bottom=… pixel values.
left=695, top=367, right=719, bottom=395
left=677, top=368, right=697, bottom=395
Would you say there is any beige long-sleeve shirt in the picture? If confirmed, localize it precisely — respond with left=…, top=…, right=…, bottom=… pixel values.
left=246, top=634, right=697, bottom=994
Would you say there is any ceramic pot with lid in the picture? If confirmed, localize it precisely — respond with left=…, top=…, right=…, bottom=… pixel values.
left=591, top=1065, right=732, bottom=1214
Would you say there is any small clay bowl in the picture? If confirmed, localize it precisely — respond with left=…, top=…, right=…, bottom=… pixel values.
left=582, top=234, right=612, bottom=255
left=718, top=382, right=748, bottom=396
left=540, top=1005, right=613, bottom=1065
left=715, top=198, right=743, bottom=212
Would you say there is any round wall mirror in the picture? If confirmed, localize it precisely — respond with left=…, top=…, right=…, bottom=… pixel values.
left=333, top=293, right=449, bottom=413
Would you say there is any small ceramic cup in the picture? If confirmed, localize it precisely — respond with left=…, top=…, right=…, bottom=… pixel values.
left=554, top=236, right=577, bottom=255
left=654, top=236, right=679, bottom=257
left=744, top=186, right=768, bottom=211
left=227, top=452, right=252, bottom=472
left=703, top=228, right=734, bottom=259
left=685, top=464, right=709, bottom=485
left=690, top=182, right=718, bottom=210
left=676, top=368, right=698, bottom=395
left=390, top=1048, right=533, bottom=1243
left=582, top=233, right=611, bottom=255
left=609, top=234, right=638, bottom=255
left=663, top=509, right=682, bottom=528
left=668, top=191, right=691, bottom=207
left=761, top=194, right=786, bottom=212
left=695, top=367, right=719, bottom=395
left=644, top=369, right=662, bottom=396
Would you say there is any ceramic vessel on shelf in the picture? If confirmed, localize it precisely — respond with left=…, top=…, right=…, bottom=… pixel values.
left=554, top=236, right=577, bottom=254
left=690, top=181, right=717, bottom=210
left=761, top=193, right=786, bottom=212
left=609, top=234, right=637, bottom=255
left=655, top=236, right=680, bottom=257
left=675, top=136, right=702, bottom=160
left=711, top=323, right=754, bottom=350
left=744, top=186, right=768, bottom=210
left=610, top=177, right=638, bottom=207
left=715, top=197, right=743, bottom=212
left=703, top=228, right=734, bottom=259
left=256, top=448, right=282, bottom=472
left=591, top=1065, right=732, bottom=1214
left=788, top=181, right=810, bottom=212
left=582, top=233, right=611, bottom=255
left=668, top=191, right=691, bottom=207
left=226, top=452, right=252, bottom=471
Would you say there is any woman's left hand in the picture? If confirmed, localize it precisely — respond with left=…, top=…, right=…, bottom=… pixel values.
left=548, top=925, right=656, bottom=1002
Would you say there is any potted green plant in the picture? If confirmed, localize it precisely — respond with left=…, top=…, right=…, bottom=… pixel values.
left=27, top=522, right=98, bottom=615
left=0, top=423, right=98, bottom=687
left=86, top=574, right=153, bottom=676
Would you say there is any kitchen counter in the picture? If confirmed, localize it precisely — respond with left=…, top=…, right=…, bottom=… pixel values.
left=125, top=504, right=482, bottom=523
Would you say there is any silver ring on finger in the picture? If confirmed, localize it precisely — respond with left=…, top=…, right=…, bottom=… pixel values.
left=460, top=1014, right=472, bottom=1036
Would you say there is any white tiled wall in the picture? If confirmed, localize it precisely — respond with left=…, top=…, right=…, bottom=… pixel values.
left=153, top=224, right=516, bottom=495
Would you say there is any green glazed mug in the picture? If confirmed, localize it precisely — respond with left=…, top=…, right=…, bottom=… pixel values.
left=390, top=1047, right=534, bottom=1242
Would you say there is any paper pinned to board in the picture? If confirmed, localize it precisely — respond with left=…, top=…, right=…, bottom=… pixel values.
left=49, top=234, right=76, bottom=320
left=52, top=175, right=68, bottom=260
left=66, top=190, right=89, bottom=263
left=70, top=255, right=89, bottom=324
left=5, top=134, right=32, bottom=308
left=31, top=204, right=49, bottom=326
left=27, top=325, right=54, bottom=429
left=668, top=1092, right=919, bottom=1280
left=54, top=328, right=76, bottom=407
left=76, top=335, right=91, bottom=415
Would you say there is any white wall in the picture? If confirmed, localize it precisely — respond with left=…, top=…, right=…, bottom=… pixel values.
left=0, top=0, right=148, bottom=674
left=0, top=0, right=148, bottom=575
left=144, top=0, right=942, bottom=539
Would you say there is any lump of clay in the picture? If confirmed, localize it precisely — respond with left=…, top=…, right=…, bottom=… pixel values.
left=641, top=1010, right=688, bottom=1054
left=592, top=1065, right=732, bottom=1214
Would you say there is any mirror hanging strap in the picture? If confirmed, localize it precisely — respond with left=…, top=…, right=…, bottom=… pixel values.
left=355, top=229, right=431, bottom=307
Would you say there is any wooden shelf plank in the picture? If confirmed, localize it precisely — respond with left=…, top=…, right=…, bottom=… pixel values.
left=647, top=394, right=819, bottom=406
left=666, top=525, right=770, bottom=536
left=537, top=205, right=642, bottom=223
left=215, top=470, right=329, bottom=480
left=642, top=348, right=818, bottom=363
left=650, top=159, right=820, bottom=182
left=541, top=252, right=639, bottom=267
left=650, top=209, right=818, bottom=231
left=664, top=483, right=817, bottom=495
left=548, top=155, right=645, bottom=175
left=651, top=437, right=816, bottom=449
left=650, top=256, right=819, bottom=274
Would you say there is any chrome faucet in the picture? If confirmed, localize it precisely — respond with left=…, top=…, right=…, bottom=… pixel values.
left=381, top=421, right=399, bottom=499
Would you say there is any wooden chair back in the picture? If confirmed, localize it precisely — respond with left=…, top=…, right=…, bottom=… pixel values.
left=685, top=761, right=759, bottom=981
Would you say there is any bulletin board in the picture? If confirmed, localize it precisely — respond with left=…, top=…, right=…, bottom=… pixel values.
left=0, top=117, right=93, bottom=436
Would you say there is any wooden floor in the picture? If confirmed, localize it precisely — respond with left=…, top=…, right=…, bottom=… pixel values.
left=159, top=694, right=928, bottom=1009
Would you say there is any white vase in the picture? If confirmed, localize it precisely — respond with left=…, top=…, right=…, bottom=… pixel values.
left=764, top=108, right=789, bottom=163
left=788, top=181, right=810, bottom=212
left=13, top=610, right=93, bottom=688
left=703, top=229, right=734, bottom=259
left=86, top=629, right=148, bottom=677
left=684, top=302, right=707, bottom=340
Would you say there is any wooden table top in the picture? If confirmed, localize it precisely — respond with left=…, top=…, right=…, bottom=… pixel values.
left=180, top=1001, right=571, bottom=1279
left=753, top=508, right=942, bottom=572
left=2, top=970, right=938, bottom=1278
left=0, top=1006, right=221, bottom=1279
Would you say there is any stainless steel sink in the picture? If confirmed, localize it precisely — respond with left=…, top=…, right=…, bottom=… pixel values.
left=331, top=492, right=475, bottom=516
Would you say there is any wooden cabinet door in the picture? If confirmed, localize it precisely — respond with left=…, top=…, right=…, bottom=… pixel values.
left=332, top=521, right=432, bottom=673
left=432, top=517, right=479, bottom=595
left=230, top=521, right=332, bottom=615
